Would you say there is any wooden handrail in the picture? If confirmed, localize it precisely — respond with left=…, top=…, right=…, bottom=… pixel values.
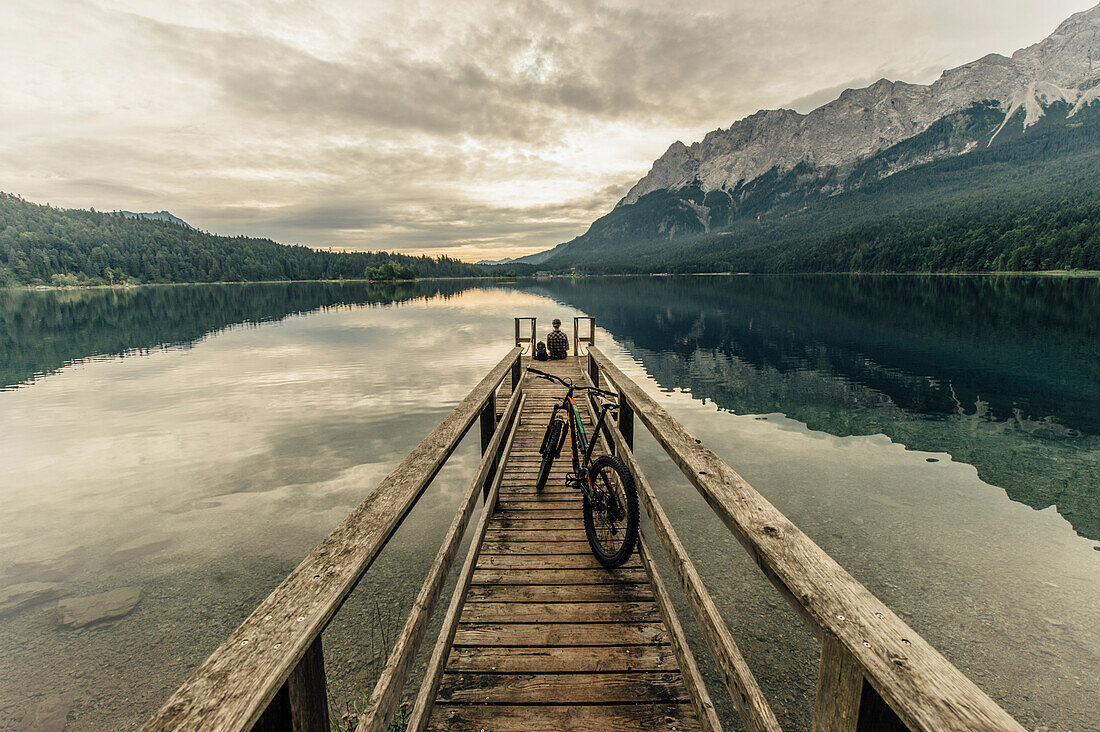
left=144, top=347, right=522, bottom=732
left=586, top=348, right=1022, bottom=732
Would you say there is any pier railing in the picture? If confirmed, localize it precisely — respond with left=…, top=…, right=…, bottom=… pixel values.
left=144, top=347, right=524, bottom=732
left=583, top=347, right=1023, bottom=732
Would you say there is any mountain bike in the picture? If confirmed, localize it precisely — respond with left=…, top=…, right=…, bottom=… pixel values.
left=527, top=367, right=639, bottom=568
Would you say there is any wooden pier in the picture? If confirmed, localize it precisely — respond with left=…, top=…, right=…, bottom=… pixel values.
left=145, top=318, right=1024, bottom=732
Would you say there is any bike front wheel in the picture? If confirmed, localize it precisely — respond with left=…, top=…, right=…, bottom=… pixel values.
left=582, top=455, right=639, bottom=568
left=536, top=417, right=565, bottom=492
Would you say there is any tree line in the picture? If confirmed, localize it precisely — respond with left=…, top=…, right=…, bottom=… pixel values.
left=0, top=194, right=490, bottom=285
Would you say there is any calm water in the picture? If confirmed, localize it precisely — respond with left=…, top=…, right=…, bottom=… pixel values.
left=0, top=277, right=1096, bottom=730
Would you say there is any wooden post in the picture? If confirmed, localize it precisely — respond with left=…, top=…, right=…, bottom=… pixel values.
left=511, top=356, right=521, bottom=394
left=480, top=393, right=496, bottom=453
left=251, top=685, right=291, bottom=732
left=588, top=352, right=600, bottom=388
left=618, top=389, right=634, bottom=452
left=287, top=638, right=329, bottom=732
left=813, top=634, right=864, bottom=732
left=479, top=393, right=497, bottom=497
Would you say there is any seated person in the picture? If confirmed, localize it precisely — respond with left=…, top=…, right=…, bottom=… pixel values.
left=547, top=318, right=568, bottom=359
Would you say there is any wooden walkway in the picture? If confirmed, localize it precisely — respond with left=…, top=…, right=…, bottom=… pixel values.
left=426, top=357, right=702, bottom=730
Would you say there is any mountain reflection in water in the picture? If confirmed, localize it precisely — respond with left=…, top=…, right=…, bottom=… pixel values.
left=526, top=275, right=1100, bottom=539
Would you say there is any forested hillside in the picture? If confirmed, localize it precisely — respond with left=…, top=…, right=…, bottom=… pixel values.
left=0, top=194, right=488, bottom=285
left=543, top=101, right=1100, bottom=273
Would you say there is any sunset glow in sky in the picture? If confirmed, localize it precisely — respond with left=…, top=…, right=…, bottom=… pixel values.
left=1, top=1, right=1091, bottom=260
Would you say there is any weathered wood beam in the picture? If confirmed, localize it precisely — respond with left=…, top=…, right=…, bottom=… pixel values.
left=587, top=347, right=1023, bottom=732
left=144, top=348, right=522, bottom=732
left=286, top=638, right=328, bottom=732
left=813, top=633, right=864, bottom=732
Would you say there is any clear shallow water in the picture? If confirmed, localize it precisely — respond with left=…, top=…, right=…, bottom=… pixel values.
left=0, top=277, right=1096, bottom=730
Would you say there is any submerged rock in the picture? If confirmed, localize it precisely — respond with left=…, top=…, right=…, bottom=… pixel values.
left=3, top=555, right=74, bottom=584
left=18, top=692, right=76, bottom=732
left=107, top=536, right=172, bottom=565
left=57, top=587, right=141, bottom=628
left=0, top=582, right=63, bottom=616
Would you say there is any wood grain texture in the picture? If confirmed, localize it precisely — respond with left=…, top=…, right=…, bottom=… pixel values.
left=428, top=703, right=701, bottom=731
left=144, top=348, right=522, bottom=732
left=588, top=347, right=1022, bottom=732
left=444, top=645, right=679, bottom=673
left=285, top=638, right=328, bottom=732
left=813, top=633, right=864, bottom=732
left=460, top=601, right=661, bottom=623
left=436, top=672, right=689, bottom=704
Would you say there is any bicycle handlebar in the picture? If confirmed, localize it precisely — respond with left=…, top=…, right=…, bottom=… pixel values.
left=526, top=367, right=618, bottom=400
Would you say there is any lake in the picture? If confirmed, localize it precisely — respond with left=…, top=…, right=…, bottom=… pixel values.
left=1, top=276, right=1097, bottom=730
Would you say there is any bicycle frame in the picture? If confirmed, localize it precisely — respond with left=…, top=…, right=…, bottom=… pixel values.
left=548, top=384, right=616, bottom=501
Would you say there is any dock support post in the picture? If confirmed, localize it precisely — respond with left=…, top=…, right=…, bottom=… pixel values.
left=287, top=637, right=330, bottom=732
left=511, top=358, right=521, bottom=394
left=813, top=634, right=863, bottom=732
left=480, top=393, right=497, bottom=497
left=588, top=352, right=600, bottom=388
left=618, top=389, right=634, bottom=452
left=480, top=393, right=496, bottom=453
left=255, top=637, right=330, bottom=732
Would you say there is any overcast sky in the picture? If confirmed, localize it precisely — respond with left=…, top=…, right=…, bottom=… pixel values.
left=1, top=1, right=1093, bottom=260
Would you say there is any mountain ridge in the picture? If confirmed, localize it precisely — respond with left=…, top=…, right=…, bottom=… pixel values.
left=619, top=4, right=1100, bottom=208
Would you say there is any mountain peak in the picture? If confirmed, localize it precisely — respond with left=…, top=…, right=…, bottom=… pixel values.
left=617, top=4, right=1100, bottom=208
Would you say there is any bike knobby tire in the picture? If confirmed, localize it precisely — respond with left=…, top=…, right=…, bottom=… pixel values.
left=582, top=454, right=639, bottom=568
left=536, top=417, right=565, bottom=491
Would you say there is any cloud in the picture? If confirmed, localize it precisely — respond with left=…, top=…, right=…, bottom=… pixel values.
left=0, top=0, right=1094, bottom=259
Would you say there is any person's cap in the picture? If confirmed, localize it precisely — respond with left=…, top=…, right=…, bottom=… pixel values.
left=552, top=318, right=561, bottom=326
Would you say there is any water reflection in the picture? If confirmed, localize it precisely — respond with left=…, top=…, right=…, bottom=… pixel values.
left=0, top=277, right=1096, bottom=731
left=0, top=281, right=483, bottom=390
left=528, top=275, right=1100, bottom=538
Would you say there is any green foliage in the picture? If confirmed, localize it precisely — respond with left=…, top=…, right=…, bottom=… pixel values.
left=546, top=101, right=1100, bottom=274
left=365, top=260, right=418, bottom=280
left=0, top=195, right=487, bottom=285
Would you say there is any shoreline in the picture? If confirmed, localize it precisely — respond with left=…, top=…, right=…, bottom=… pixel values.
left=4, top=269, right=1099, bottom=292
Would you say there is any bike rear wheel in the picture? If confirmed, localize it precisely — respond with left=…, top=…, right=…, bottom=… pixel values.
left=536, top=417, right=565, bottom=491
left=582, top=455, right=639, bottom=568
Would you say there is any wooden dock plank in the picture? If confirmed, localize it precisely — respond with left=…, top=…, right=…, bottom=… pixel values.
left=428, top=703, right=701, bottom=731
left=444, top=646, right=679, bottom=673
left=464, top=584, right=656, bottom=604
left=476, top=555, right=642, bottom=570
left=460, top=601, right=661, bottom=623
left=436, top=672, right=689, bottom=704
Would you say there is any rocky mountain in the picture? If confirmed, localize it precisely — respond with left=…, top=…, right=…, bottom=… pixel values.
left=536, top=4, right=1100, bottom=271
left=622, top=5, right=1100, bottom=206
